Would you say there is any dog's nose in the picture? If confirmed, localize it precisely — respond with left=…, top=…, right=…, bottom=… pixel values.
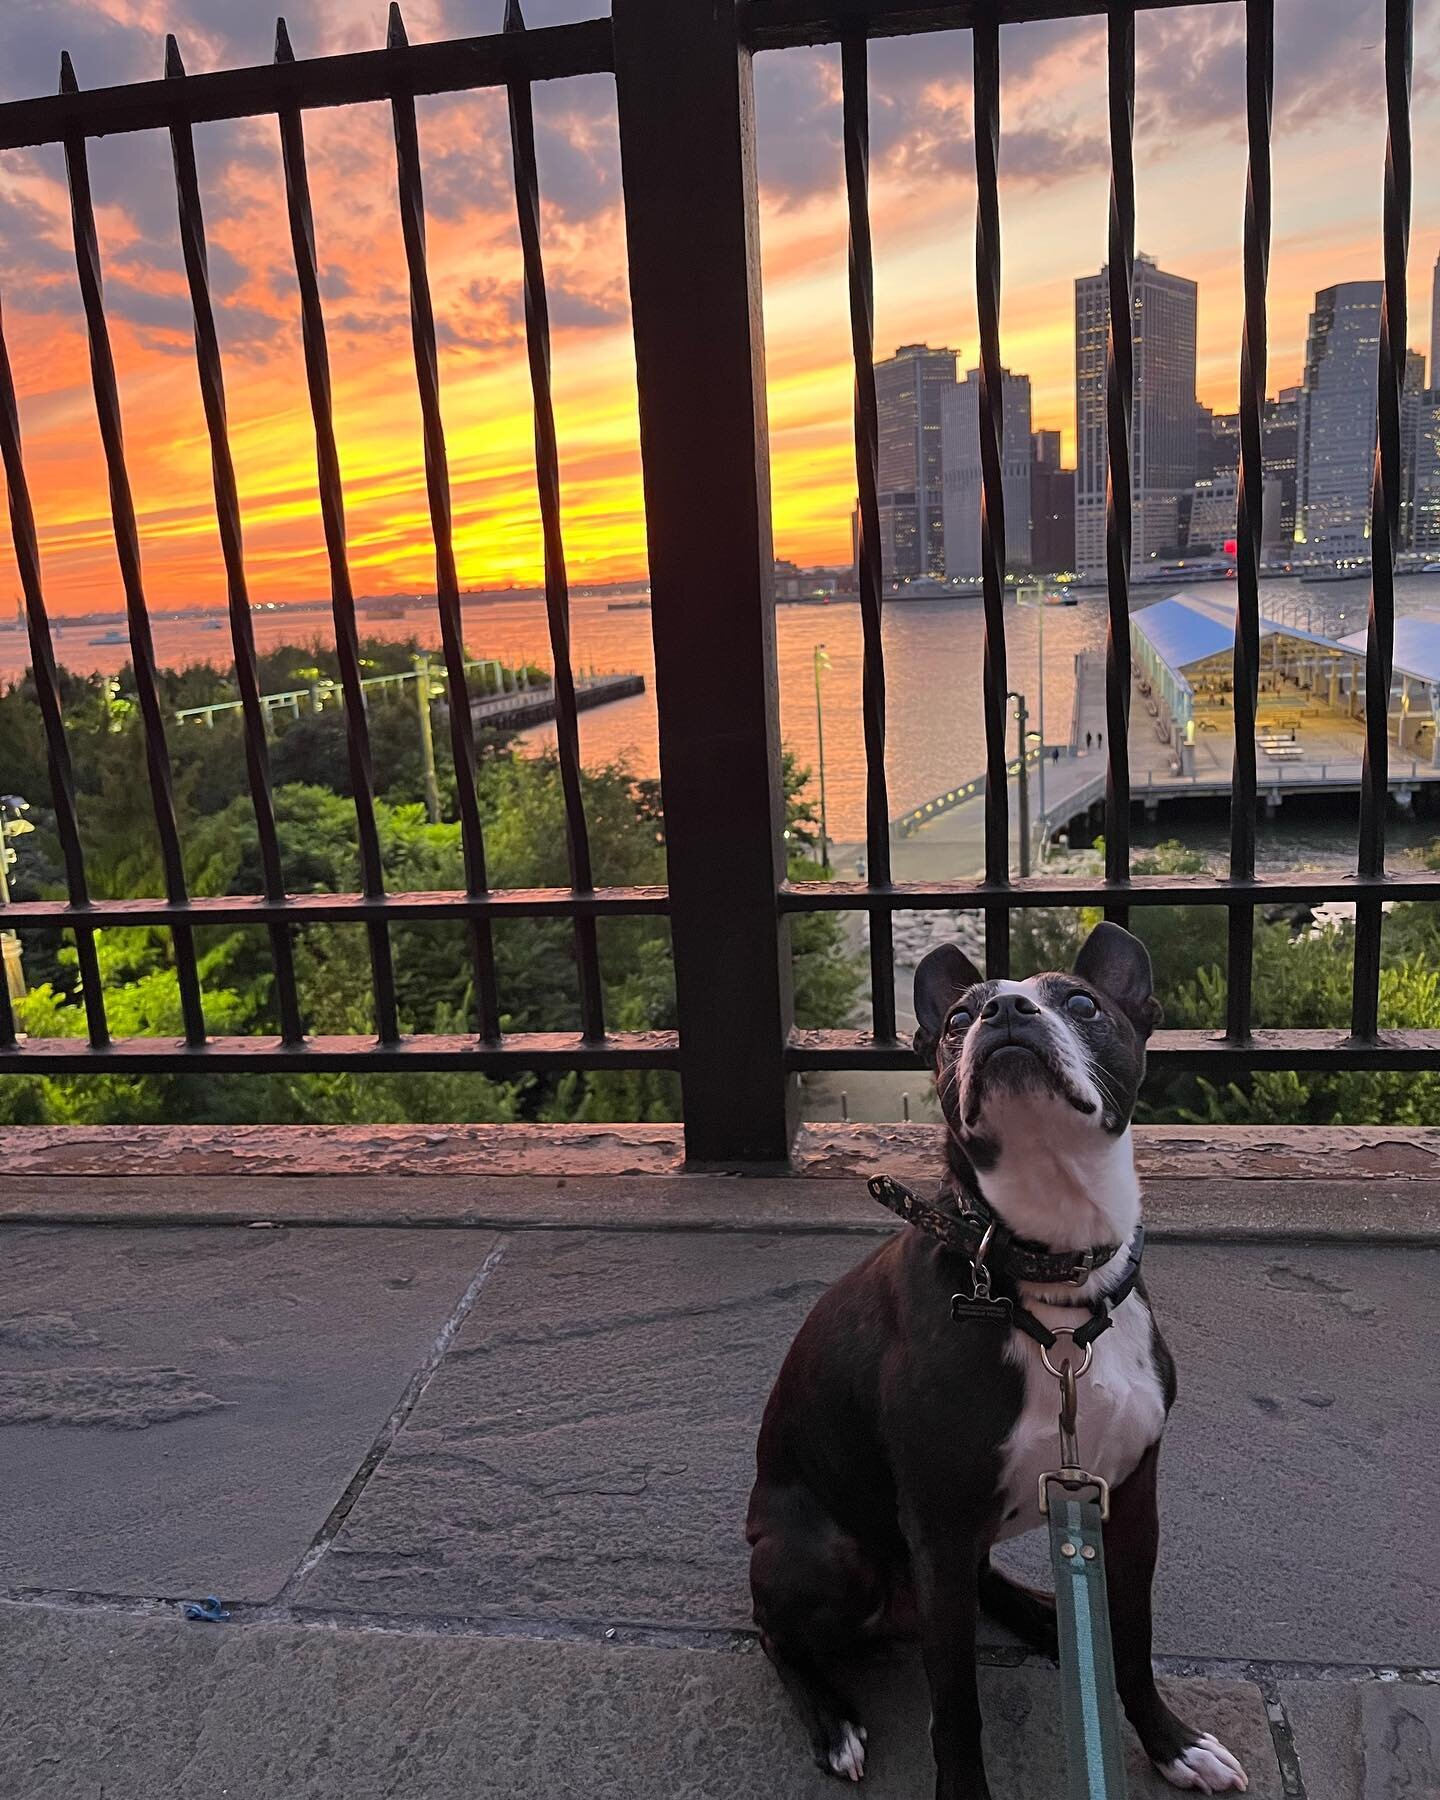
left=979, top=992, right=1041, bottom=1024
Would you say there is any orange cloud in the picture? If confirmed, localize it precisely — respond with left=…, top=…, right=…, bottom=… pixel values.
left=0, top=0, right=1435, bottom=614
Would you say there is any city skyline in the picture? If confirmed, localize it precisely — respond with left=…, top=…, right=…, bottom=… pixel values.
left=1075, top=253, right=1198, bottom=574
left=0, top=0, right=1436, bottom=611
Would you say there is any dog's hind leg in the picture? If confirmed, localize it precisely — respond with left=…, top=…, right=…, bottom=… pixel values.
left=749, top=1490, right=881, bottom=1781
left=758, top=1632, right=869, bottom=1782
left=1106, top=1446, right=1248, bottom=1793
left=977, top=1559, right=1059, bottom=1659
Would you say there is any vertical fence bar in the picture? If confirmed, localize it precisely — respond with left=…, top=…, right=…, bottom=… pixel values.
left=973, top=11, right=1010, bottom=978
left=840, top=32, right=895, bottom=1042
left=1226, top=0, right=1272, bottom=1044
left=0, top=301, right=108, bottom=1046
left=387, top=3, right=502, bottom=1043
left=1101, top=9, right=1136, bottom=926
left=273, top=17, right=400, bottom=1044
left=504, top=0, right=604, bottom=1042
left=1352, top=0, right=1412, bottom=1040
left=613, top=0, right=794, bottom=1161
left=166, top=36, right=304, bottom=1046
left=59, top=52, right=206, bottom=1046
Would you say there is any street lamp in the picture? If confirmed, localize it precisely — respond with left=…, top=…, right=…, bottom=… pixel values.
left=0, top=794, right=33, bottom=1004
left=1016, top=580, right=1048, bottom=816
left=1005, top=693, right=1036, bottom=878
left=412, top=654, right=442, bottom=824
left=0, top=794, right=33, bottom=906
left=813, top=644, right=831, bottom=873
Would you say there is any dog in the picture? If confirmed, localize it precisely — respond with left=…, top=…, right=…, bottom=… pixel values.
left=746, top=923, right=1247, bottom=1797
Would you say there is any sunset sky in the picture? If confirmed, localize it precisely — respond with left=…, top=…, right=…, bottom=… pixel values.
left=0, top=0, right=1436, bottom=615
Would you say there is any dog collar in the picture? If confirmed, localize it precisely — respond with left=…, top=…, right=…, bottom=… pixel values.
left=866, top=1174, right=1124, bottom=1287
left=866, top=1174, right=1145, bottom=1351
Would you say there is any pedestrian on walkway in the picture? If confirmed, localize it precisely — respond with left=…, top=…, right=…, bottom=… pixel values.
left=1098, top=732, right=1104, bottom=751
left=1086, top=730, right=1093, bottom=752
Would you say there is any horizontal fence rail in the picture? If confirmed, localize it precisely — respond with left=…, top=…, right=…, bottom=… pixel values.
left=0, top=0, right=1427, bottom=1155
left=0, top=20, right=614, bottom=150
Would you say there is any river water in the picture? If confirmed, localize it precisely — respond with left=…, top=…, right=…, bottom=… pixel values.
left=5, top=572, right=1439, bottom=868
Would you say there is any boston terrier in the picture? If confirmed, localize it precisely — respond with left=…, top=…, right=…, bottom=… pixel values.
left=746, top=923, right=1247, bottom=1797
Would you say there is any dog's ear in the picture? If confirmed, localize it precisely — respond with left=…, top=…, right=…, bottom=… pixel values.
left=913, top=943, right=983, bottom=1061
left=1073, top=922, right=1163, bottom=1040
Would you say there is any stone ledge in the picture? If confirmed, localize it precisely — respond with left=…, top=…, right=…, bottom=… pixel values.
left=5, top=1120, right=1440, bottom=1182
left=4, top=1171, right=1439, bottom=1240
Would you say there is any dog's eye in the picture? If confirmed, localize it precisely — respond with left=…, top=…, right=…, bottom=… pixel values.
left=1065, top=992, right=1099, bottom=1020
left=947, top=1006, right=972, bottom=1033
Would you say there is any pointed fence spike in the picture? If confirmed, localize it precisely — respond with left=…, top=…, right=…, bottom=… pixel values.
left=164, top=33, right=185, bottom=78
left=386, top=2, right=408, bottom=48
left=503, top=0, right=526, bottom=34
left=58, top=50, right=78, bottom=93
left=274, top=17, right=295, bottom=63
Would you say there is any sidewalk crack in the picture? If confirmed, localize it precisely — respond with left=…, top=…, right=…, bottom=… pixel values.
left=274, top=1237, right=509, bottom=1605
left=1258, top=1676, right=1309, bottom=1799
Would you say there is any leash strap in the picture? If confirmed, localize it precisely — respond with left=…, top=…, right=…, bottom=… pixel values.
left=1048, top=1486, right=1129, bottom=1800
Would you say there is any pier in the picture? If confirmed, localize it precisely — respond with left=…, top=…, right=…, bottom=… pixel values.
left=173, top=667, right=645, bottom=731
left=469, top=672, right=645, bottom=731
left=890, top=597, right=1440, bottom=878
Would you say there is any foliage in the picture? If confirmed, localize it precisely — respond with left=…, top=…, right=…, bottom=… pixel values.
left=0, top=646, right=865, bottom=1127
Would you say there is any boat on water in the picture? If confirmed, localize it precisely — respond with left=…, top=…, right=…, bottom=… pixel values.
left=88, top=629, right=127, bottom=645
left=1424, top=563, right=1440, bottom=576
left=607, top=599, right=651, bottom=611
left=1043, top=592, right=1078, bottom=607
left=887, top=579, right=971, bottom=601
left=1303, top=566, right=1368, bottom=583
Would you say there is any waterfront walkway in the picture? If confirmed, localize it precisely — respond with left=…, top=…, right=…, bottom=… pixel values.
left=887, top=651, right=1440, bottom=886
left=3, top=1123, right=1437, bottom=1798
left=843, top=751, right=1105, bottom=887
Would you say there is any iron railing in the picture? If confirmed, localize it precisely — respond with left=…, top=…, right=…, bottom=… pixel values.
left=0, top=0, right=1433, bottom=1164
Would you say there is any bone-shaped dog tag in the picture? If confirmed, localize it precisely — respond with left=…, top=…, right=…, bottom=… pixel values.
left=951, top=1293, right=1014, bottom=1326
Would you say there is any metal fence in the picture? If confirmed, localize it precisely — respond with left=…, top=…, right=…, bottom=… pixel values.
left=0, top=0, right=1433, bottom=1163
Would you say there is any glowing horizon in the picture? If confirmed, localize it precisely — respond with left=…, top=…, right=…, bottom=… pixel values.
left=0, top=0, right=1435, bottom=617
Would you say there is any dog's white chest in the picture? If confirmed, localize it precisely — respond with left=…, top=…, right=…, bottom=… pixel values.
left=994, top=1293, right=1166, bottom=1542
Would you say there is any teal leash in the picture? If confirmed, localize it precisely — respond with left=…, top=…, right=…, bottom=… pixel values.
left=1040, top=1350, right=1129, bottom=1799
left=1047, top=1484, right=1128, bottom=1798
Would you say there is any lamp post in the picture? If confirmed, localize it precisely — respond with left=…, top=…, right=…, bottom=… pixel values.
left=1006, top=693, right=1032, bottom=878
left=413, top=654, right=442, bottom=824
left=813, top=643, right=831, bottom=873
left=0, top=794, right=33, bottom=1003
left=1017, top=580, right=1047, bottom=817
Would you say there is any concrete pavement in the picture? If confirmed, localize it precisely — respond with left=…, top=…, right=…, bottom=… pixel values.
left=3, top=1204, right=1436, bottom=1797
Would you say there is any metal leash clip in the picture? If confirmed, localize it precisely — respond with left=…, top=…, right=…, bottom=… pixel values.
left=1037, top=1348, right=1110, bottom=1521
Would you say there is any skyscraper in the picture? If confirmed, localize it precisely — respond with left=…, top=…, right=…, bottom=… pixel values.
left=1030, top=431, right=1076, bottom=573
left=1075, top=254, right=1198, bottom=575
left=1411, top=384, right=1440, bottom=556
left=1296, top=281, right=1383, bottom=559
left=875, top=344, right=958, bottom=582
left=1430, top=250, right=1440, bottom=392
left=940, top=368, right=1032, bottom=577
left=1263, top=387, right=1300, bottom=550
left=1402, top=349, right=1426, bottom=550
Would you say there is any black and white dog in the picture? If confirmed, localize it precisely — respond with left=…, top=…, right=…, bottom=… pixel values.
left=746, top=923, right=1247, bottom=1798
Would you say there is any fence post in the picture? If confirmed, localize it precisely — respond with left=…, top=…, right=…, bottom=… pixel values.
left=612, top=0, right=795, bottom=1163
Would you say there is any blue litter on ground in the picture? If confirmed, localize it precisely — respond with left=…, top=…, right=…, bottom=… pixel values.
left=182, top=1595, right=231, bottom=1622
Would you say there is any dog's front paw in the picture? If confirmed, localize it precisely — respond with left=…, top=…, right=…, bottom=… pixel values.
left=823, top=1721, right=867, bottom=1782
left=1156, top=1733, right=1248, bottom=1793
